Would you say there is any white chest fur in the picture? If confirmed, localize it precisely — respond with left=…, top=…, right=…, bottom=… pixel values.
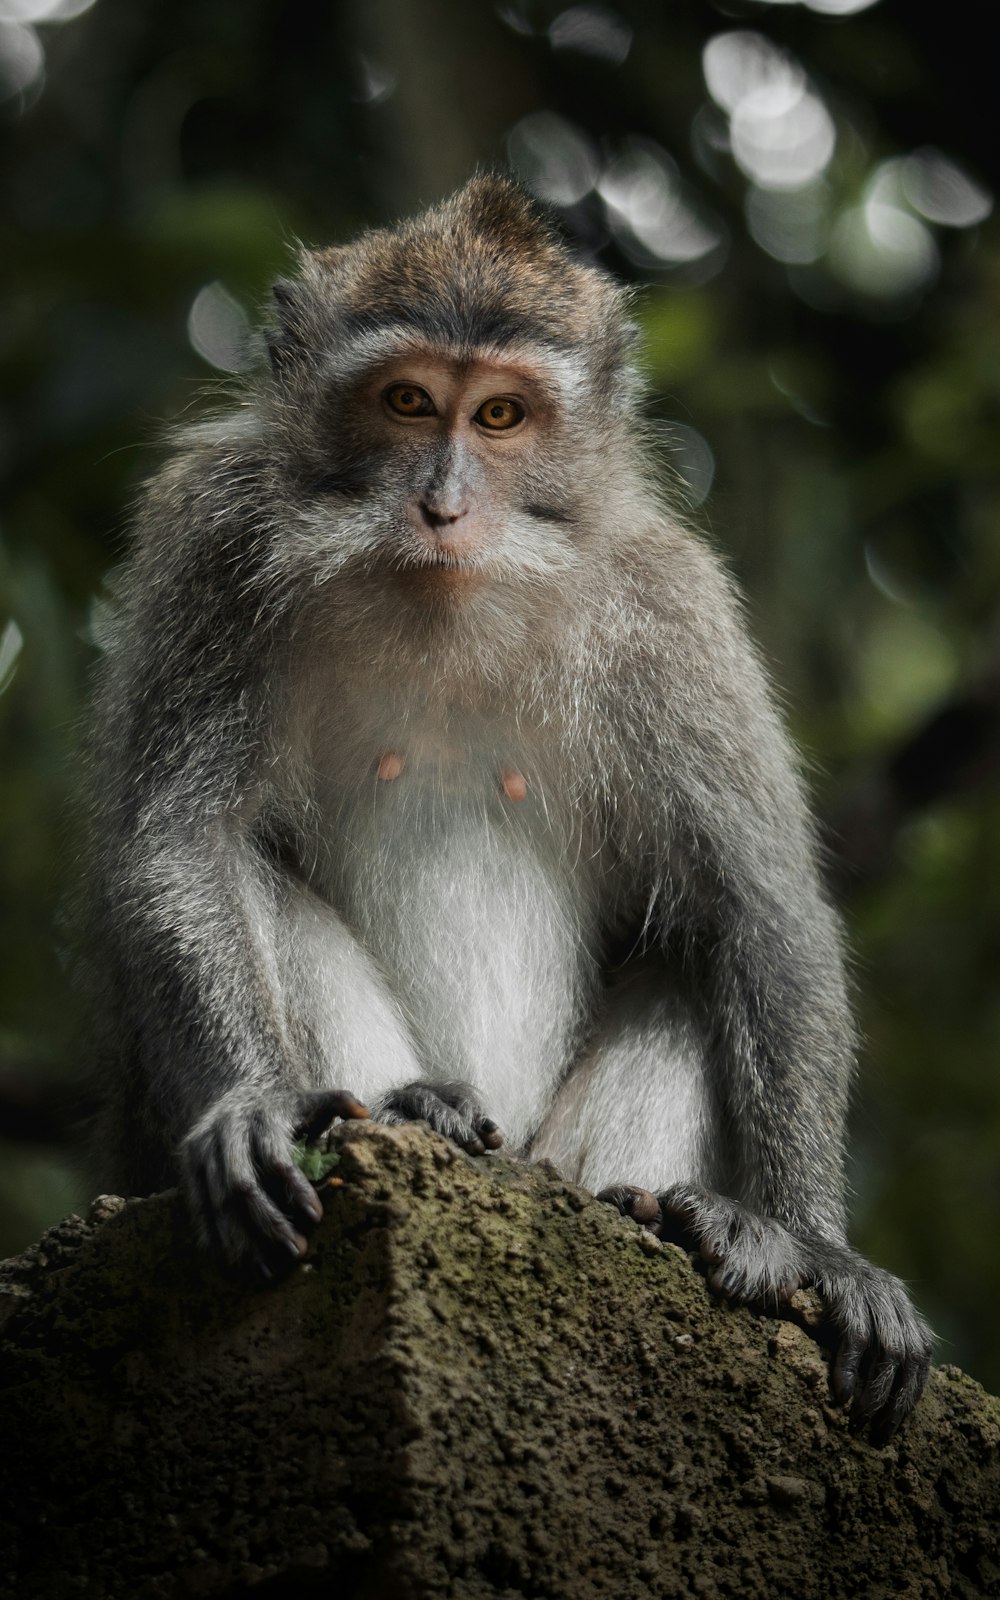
left=277, top=651, right=605, bottom=1148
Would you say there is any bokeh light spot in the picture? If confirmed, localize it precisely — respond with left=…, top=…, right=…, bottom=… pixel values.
left=901, top=149, right=992, bottom=229
left=353, top=52, right=396, bottom=106
left=829, top=198, right=938, bottom=300
left=599, top=138, right=725, bottom=268
left=703, top=31, right=803, bottom=116
left=495, top=2, right=535, bottom=36
left=746, top=181, right=829, bottom=263
left=506, top=111, right=598, bottom=205
left=187, top=282, right=251, bottom=373
left=0, top=619, right=23, bottom=695
left=703, top=32, right=835, bottom=191
left=0, top=0, right=96, bottom=17
left=668, top=424, right=715, bottom=509
left=548, top=4, right=632, bottom=65
left=732, top=87, right=834, bottom=190
left=0, top=20, right=43, bottom=99
left=802, top=0, right=880, bottom=14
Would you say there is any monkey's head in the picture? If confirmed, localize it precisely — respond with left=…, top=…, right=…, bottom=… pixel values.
left=258, top=175, right=641, bottom=596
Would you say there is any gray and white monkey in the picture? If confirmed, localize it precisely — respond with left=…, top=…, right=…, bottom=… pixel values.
left=86, top=175, right=931, bottom=1441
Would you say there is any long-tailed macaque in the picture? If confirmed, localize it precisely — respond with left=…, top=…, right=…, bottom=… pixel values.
left=87, top=175, right=931, bottom=1441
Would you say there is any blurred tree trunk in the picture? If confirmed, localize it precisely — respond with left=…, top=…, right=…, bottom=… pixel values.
left=349, top=0, right=538, bottom=215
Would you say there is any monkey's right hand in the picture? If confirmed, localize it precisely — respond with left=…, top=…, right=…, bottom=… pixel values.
left=179, top=1086, right=368, bottom=1280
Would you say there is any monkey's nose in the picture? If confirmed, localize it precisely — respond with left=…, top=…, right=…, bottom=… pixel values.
left=419, top=497, right=467, bottom=528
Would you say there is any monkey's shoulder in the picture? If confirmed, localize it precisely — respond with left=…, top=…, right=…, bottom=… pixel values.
left=574, top=525, right=765, bottom=705
left=130, top=426, right=273, bottom=562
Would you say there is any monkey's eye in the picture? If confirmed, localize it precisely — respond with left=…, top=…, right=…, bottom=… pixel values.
left=384, top=383, right=435, bottom=418
left=474, top=397, right=524, bottom=432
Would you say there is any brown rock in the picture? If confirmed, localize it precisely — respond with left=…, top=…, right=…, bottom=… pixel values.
left=0, top=1121, right=997, bottom=1599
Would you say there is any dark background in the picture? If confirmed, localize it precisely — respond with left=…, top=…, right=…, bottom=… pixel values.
left=1, top=0, right=998, bottom=1388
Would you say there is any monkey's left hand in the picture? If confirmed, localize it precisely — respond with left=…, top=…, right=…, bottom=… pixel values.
left=598, top=1183, right=932, bottom=1445
left=372, top=1079, right=503, bottom=1156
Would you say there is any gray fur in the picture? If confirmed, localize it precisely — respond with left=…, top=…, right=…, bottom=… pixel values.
left=85, top=176, right=930, bottom=1434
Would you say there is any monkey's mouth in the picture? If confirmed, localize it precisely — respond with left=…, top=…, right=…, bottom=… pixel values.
left=405, top=543, right=486, bottom=577
left=394, top=549, right=488, bottom=597
left=424, top=550, right=473, bottom=567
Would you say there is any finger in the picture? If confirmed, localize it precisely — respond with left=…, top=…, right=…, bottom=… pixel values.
left=214, top=1120, right=312, bottom=1269
left=229, top=1179, right=309, bottom=1265
left=185, top=1156, right=228, bottom=1259
left=428, top=1101, right=489, bottom=1153
left=872, top=1351, right=932, bottom=1446
left=204, top=1174, right=300, bottom=1279
left=832, top=1332, right=866, bottom=1406
left=195, top=1120, right=245, bottom=1219
left=193, top=1126, right=272, bottom=1271
left=477, top=1118, right=503, bottom=1150
left=182, top=1113, right=322, bottom=1279
left=655, top=1192, right=702, bottom=1251
left=626, top=1187, right=662, bottom=1227
left=434, top=1086, right=501, bottom=1153
left=252, top=1118, right=325, bottom=1229
left=268, top=1159, right=324, bottom=1226
left=595, top=1185, right=662, bottom=1229
left=852, top=1349, right=899, bottom=1428
left=293, top=1088, right=370, bottom=1142
left=707, top=1264, right=742, bottom=1297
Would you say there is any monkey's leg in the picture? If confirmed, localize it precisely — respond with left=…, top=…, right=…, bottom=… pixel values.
left=685, top=893, right=932, bottom=1440
left=283, top=887, right=504, bottom=1156
left=282, top=891, right=502, bottom=1151
left=528, top=954, right=717, bottom=1192
left=532, top=959, right=931, bottom=1444
left=598, top=1184, right=806, bottom=1298
left=592, top=1182, right=930, bottom=1446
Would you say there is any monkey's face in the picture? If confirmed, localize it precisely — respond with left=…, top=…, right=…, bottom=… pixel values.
left=375, top=351, right=546, bottom=572
left=304, top=342, right=595, bottom=596
left=258, top=177, right=640, bottom=601
left=265, top=324, right=617, bottom=603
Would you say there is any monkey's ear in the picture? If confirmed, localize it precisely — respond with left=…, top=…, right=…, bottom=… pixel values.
left=265, top=279, right=308, bottom=377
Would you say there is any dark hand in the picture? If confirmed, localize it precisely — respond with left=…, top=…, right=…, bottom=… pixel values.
left=373, top=1079, right=502, bottom=1155
left=597, top=1182, right=932, bottom=1444
left=181, top=1086, right=368, bottom=1280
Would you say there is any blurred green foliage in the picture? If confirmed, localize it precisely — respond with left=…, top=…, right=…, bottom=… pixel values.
left=1, top=0, right=997, bottom=1387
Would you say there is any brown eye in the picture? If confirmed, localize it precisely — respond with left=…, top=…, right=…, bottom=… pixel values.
left=385, top=383, right=435, bottom=417
left=474, top=396, right=524, bottom=432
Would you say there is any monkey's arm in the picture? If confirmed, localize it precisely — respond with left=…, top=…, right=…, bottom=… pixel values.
left=95, top=803, right=369, bottom=1275
left=603, top=537, right=932, bottom=1439
left=88, top=447, right=372, bottom=1276
left=659, top=874, right=931, bottom=1441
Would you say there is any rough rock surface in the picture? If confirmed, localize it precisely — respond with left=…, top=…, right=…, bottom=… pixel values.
left=0, top=1120, right=997, bottom=1600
